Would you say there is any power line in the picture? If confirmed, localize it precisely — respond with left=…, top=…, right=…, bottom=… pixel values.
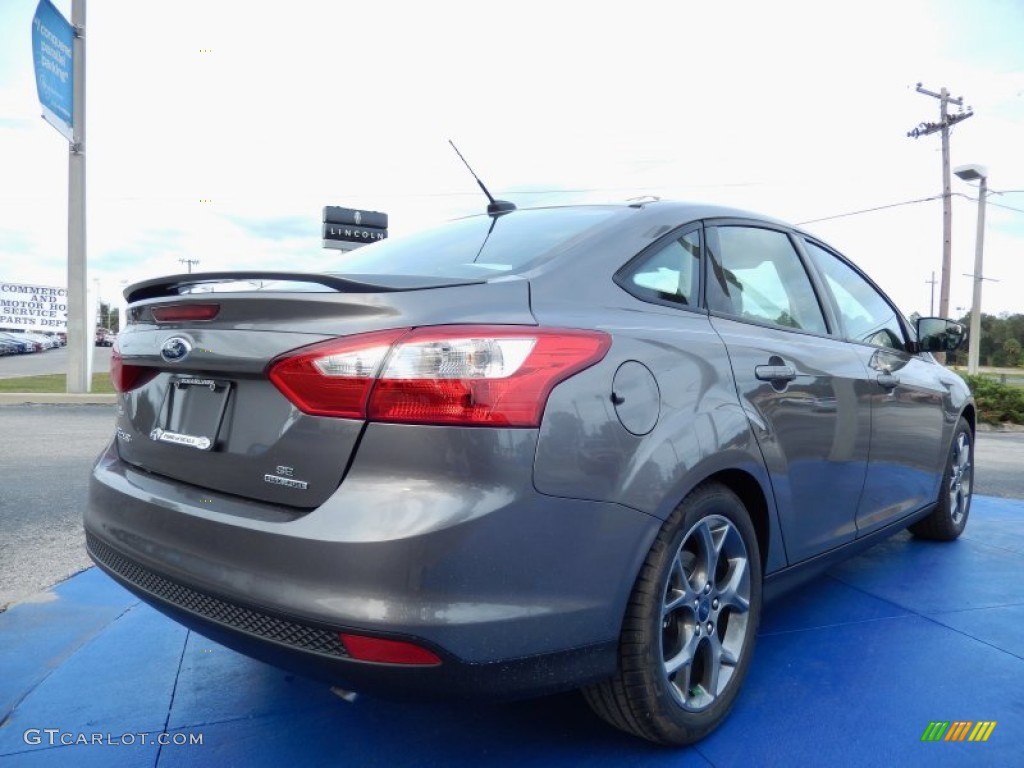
left=796, top=194, right=943, bottom=225
left=988, top=201, right=1024, bottom=215
left=956, top=193, right=1024, bottom=216
left=953, top=181, right=1024, bottom=197
left=797, top=191, right=1024, bottom=227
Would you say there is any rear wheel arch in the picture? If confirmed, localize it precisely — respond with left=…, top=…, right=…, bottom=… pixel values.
left=705, top=469, right=771, bottom=575
left=664, top=467, right=771, bottom=576
left=960, top=404, right=977, bottom=435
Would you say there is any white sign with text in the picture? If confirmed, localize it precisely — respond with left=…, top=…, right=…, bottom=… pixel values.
left=0, top=281, right=68, bottom=331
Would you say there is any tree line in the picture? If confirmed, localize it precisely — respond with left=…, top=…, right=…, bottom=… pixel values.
left=946, top=312, right=1024, bottom=368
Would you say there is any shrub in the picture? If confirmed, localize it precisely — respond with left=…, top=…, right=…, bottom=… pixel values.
left=959, top=373, right=1024, bottom=425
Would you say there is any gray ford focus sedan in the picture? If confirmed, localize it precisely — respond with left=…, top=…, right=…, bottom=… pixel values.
left=85, top=201, right=973, bottom=745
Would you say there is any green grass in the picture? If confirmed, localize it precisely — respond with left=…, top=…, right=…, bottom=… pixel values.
left=0, top=373, right=115, bottom=394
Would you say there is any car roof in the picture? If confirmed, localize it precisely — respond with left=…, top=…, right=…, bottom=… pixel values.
left=461, top=200, right=798, bottom=237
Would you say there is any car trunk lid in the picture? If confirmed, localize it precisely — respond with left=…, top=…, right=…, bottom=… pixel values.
left=113, top=273, right=535, bottom=508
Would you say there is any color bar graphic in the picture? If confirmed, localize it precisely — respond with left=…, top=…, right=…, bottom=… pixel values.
left=921, top=721, right=996, bottom=742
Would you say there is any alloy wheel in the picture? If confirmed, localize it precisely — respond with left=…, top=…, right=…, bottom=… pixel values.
left=661, top=514, right=751, bottom=711
left=948, top=430, right=972, bottom=526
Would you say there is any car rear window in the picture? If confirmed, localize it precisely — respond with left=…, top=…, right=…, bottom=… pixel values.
left=326, top=207, right=624, bottom=279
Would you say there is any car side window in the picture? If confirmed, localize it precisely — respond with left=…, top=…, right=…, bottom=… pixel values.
left=803, top=240, right=905, bottom=350
left=707, top=226, right=827, bottom=334
left=622, top=230, right=700, bottom=306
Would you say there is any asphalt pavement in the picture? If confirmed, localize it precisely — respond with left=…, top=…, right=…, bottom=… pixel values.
left=0, top=346, right=112, bottom=380
left=973, top=431, right=1024, bottom=499
left=0, top=405, right=114, bottom=610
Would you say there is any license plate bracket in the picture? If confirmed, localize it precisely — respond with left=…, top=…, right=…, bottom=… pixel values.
left=151, top=377, right=232, bottom=451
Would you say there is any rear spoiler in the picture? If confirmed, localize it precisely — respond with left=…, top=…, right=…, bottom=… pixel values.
left=124, top=271, right=482, bottom=303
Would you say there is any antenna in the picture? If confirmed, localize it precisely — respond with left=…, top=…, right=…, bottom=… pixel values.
left=448, top=140, right=516, bottom=215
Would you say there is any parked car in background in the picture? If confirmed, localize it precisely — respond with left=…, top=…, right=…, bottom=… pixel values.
left=85, top=201, right=973, bottom=746
left=0, top=338, right=19, bottom=356
left=23, top=332, right=57, bottom=350
left=0, top=332, right=37, bottom=353
left=95, top=329, right=116, bottom=347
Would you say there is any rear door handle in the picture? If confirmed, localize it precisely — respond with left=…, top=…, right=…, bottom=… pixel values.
left=876, top=372, right=900, bottom=389
left=755, top=364, right=797, bottom=383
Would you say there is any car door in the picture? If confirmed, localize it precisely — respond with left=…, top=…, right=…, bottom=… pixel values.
left=705, top=223, right=872, bottom=564
left=800, top=238, right=947, bottom=534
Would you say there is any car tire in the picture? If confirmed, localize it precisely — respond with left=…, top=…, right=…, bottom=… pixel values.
left=583, top=481, right=762, bottom=745
left=909, top=417, right=974, bottom=541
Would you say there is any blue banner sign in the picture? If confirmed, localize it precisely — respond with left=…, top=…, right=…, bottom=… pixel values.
left=31, top=0, right=75, bottom=141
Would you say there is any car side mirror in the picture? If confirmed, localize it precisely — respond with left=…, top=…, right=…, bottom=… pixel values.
left=916, top=317, right=966, bottom=352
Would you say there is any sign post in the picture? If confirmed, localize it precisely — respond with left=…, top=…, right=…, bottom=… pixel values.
left=32, top=0, right=89, bottom=392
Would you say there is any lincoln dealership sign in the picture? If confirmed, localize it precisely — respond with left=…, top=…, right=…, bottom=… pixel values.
left=322, top=206, right=388, bottom=251
left=0, top=282, right=67, bottom=330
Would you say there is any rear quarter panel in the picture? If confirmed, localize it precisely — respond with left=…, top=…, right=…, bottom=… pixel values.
left=530, top=300, right=787, bottom=575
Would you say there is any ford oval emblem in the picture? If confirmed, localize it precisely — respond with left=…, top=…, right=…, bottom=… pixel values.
left=160, top=336, right=192, bottom=363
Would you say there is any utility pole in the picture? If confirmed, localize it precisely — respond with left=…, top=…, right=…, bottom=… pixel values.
left=925, top=271, right=937, bottom=316
left=179, top=258, right=200, bottom=274
left=906, top=84, right=973, bottom=321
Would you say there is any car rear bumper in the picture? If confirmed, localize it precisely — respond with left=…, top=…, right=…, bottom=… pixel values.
left=84, top=430, right=661, bottom=698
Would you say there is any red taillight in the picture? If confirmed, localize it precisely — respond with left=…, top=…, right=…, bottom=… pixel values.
left=370, top=328, right=610, bottom=426
left=110, top=346, right=157, bottom=392
left=268, top=325, right=611, bottom=426
left=151, top=303, right=220, bottom=322
left=267, top=329, right=409, bottom=418
left=339, top=633, right=442, bottom=665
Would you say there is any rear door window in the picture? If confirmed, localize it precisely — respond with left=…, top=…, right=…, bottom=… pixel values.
left=707, top=226, right=828, bottom=335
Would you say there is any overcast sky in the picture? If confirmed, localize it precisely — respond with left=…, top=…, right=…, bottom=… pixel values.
left=1, top=0, right=1022, bottom=318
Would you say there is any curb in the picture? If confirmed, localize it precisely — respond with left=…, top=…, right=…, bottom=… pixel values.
left=0, top=393, right=117, bottom=405
left=977, top=422, right=1024, bottom=433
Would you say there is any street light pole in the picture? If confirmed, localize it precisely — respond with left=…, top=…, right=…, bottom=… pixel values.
left=967, top=174, right=987, bottom=375
left=954, top=164, right=988, bottom=375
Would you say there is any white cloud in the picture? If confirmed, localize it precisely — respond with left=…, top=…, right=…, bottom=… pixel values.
left=0, top=0, right=1021, bottom=317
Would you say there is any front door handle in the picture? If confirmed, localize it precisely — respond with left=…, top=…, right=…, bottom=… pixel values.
left=876, top=372, right=900, bottom=389
left=755, top=364, right=797, bottom=383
